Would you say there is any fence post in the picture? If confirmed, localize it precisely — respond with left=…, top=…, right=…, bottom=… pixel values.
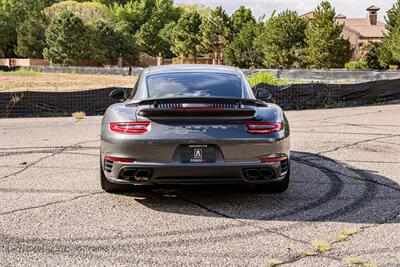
left=157, top=55, right=164, bottom=66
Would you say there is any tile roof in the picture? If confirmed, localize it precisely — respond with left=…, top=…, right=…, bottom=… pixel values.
left=337, top=18, right=388, bottom=38
left=342, top=18, right=385, bottom=26
left=346, top=25, right=388, bottom=38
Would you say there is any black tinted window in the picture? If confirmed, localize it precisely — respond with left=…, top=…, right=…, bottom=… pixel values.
left=147, top=73, right=243, bottom=98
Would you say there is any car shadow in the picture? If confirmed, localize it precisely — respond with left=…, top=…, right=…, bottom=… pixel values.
left=119, top=151, right=400, bottom=224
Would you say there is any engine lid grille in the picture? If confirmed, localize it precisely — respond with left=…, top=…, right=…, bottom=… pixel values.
left=157, top=103, right=238, bottom=109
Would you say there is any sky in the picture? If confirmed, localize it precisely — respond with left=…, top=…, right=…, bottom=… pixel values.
left=175, top=0, right=396, bottom=21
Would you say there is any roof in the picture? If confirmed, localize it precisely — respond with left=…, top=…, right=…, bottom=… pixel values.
left=335, top=13, right=346, bottom=19
left=367, top=5, right=380, bottom=11
left=301, top=5, right=387, bottom=39
left=345, top=25, right=388, bottom=38
left=146, top=64, right=240, bottom=75
left=342, top=18, right=385, bottom=26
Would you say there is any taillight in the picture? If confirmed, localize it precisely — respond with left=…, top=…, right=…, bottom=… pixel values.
left=105, top=156, right=135, bottom=163
left=260, top=156, right=288, bottom=163
left=246, top=122, right=282, bottom=134
left=110, top=122, right=151, bottom=134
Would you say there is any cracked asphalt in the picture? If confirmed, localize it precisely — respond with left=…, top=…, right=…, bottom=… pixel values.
left=0, top=104, right=399, bottom=267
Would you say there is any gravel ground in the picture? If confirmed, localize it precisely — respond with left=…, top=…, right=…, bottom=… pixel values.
left=0, top=105, right=399, bottom=267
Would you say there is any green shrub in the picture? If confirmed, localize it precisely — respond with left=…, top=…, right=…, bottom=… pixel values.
left=247, top=71, right=289, bottom=87
left=345, top=60, right=371, bottom=70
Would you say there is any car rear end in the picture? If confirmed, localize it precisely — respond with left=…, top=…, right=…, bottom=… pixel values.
left=100, top=66, right=290, bottom=189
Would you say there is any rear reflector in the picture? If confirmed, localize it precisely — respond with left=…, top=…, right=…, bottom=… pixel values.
left=110, top=122, right=150, bottom=134
left=246, top=122, right=282, bottom=134
left=260, top=156, right=288, bottom=163
left=105, top=156, right=135, bottom=163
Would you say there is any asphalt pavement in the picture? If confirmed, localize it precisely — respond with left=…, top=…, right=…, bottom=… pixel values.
left=0, top=104, right=399, bottom=266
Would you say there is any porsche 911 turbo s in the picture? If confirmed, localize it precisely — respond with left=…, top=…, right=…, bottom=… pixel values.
left=100, top=65, right=290, bottom=193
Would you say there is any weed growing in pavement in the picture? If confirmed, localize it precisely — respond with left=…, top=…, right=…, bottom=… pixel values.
left=72, top=111, right=86, bottom=120
left=266, top=259, right=284, bottom=267
left=345, top=257, right=364, bottom=265
left=336, top=228, right=359, bottom=242
left=299, top=251, right=317, bottom=257
left=311, top=240, right=331, bottom=253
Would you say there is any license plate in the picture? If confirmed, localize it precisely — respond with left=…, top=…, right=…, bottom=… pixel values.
left=181, top=145, right=216, bottom=163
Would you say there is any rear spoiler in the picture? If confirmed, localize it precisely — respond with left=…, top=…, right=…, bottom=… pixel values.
left=127, top=97, right=268, bottom=107
left=138, top=108, right=256, bottom=119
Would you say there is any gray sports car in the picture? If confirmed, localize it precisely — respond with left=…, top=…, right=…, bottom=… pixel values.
left=100, top=65, right=290, bottom=193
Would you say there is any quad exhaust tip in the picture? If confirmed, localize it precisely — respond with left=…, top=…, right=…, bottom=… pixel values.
left=243, top=168, right=275, bottom=181
left=120, top=168, right=152, bottom=182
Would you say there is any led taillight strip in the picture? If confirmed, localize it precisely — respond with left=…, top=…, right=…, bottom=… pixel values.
left=105, top=156, right=135, bottom=163
left=110, top=122, right=151, bottom=134
left=260, top=156, right=288, bottom=163
left=246, top=122, right=282, bottom=134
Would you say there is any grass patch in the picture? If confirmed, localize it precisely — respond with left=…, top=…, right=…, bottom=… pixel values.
left=247, top=72, right=290, bottom=87
left=72, top=111, right=86, bottom=120
left=311, top=240, right=331, bottom=253
left=0, top=68, right=40, bottom=77
left=266, top=259, right=284, bottom=267
left=352, top=175, right=363, bottom=180
left=336, top=228, right=359, bottom=242
left=344, top=257, right=364, bottom=265
left=299, top=251, right=317, bottom=257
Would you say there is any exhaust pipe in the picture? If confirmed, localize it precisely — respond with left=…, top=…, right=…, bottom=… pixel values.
left=245, top=169, right=260, bottom=179
left=243, top=168, right=275, bottom=181
left=258, top=169, right=274, bottom=179
left=120, top=168, right=137, bottom=180
left=134, top=169, right=152, bottom=182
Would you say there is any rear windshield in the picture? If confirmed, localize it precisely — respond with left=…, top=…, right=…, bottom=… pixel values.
left=146, top=73, right=243, bottom=98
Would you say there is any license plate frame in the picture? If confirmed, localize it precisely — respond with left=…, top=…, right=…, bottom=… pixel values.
left=180, top=145, right=216, bottom=163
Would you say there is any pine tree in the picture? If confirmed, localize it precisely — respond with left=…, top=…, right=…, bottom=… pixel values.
left=88, top=20, right=122, bottom=66
left=385, top=0, right=400, bottom=32
left=135, top=0, right=181, bottom=57
left=15, top=12, right=47, bottom=58
left=303, top=1, right=352, bottom=68
left=199, top=6, right=231, bottom=54
left=360, top=42, right=382, bottom=70
left=43, top=10, right=89, bottom=65
left=224, top=22, right=263, bottom=69
left=231, top=6, right=255, bottom=35
left=256, top=10, right=307, bottom=68
left=170, top=11, right=202, bottom=60
left=378, top=0, right=400, bottom=68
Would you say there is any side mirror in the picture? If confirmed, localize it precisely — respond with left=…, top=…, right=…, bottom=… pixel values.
left=256, top=89, right=272, bottom=101
left=110, top=88, right=126, bottom=101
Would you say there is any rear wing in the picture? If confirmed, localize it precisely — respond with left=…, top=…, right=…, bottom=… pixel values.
left=138, top=108, right=256, bottom=119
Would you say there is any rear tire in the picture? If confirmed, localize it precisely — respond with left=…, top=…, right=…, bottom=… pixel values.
left=100, top=159, right=133, bottom=193
left=251, top=169, right=290, bottom=194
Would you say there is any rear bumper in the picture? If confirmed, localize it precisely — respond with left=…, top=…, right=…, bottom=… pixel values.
left=102, top=160, right=289, bottom=185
